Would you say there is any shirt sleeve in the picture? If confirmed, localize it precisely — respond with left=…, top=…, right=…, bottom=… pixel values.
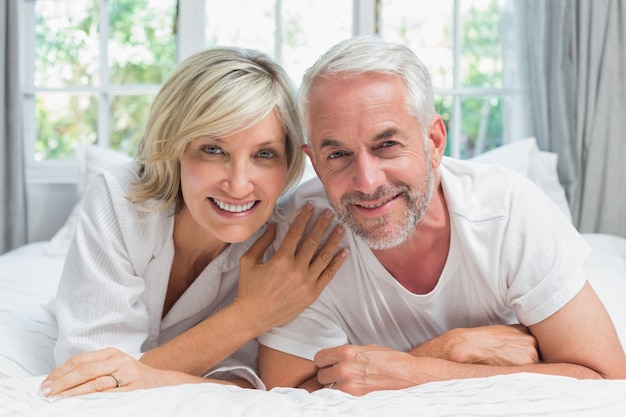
left=53, top=171, right=153, bottom=365
left=501, top=175, right=590, bottom=326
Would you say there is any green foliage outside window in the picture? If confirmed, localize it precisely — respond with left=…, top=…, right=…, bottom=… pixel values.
left=34, top=0, right=176, bottom=161
left=33, top=0, right=504, bottom=162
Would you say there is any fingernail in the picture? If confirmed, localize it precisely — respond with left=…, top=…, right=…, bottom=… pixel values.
left=340, top=249, right=349, bottom=258
left=335, top=225, right=345, bottom=235
left=305, top=201, right=314, bottom=211
left=38, top=381, right=52, bottom=397
left=45, top=395, right=62, bottom=403
left=324, top=209, right=333, bottom=218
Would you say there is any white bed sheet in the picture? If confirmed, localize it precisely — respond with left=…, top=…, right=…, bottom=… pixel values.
left=1, top=234, right=625, bottom=417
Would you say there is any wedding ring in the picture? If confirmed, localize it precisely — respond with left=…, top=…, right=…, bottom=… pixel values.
left=109, top=374, right=122, bottom=388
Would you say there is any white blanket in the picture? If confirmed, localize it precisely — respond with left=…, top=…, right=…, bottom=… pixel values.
left=1, top=235, right=626, bottom=417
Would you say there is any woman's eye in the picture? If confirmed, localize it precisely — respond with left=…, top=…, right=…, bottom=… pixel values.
left=201, top=145, right=222, bottom=155
left=256, top=149, right=277, bottom=159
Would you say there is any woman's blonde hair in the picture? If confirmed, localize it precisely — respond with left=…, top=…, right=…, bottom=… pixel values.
left=130, top=46, right=305, bottom=212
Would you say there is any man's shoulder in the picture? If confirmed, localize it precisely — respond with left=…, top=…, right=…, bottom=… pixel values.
left=440, top=157, right=533, bottom=220
left=278, top=176, right=331, bottom=215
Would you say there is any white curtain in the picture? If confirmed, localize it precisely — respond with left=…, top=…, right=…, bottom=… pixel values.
left=510, top=0, right=626, bottom=237
left=0, top=0, right=27, bottom=254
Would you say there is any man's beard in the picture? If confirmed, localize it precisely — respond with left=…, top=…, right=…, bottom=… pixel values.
left=329, top=164, right=435, bottom=250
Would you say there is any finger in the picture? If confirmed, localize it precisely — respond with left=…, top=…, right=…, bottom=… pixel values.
left=240, top=224, right=275, bottom=268
left=316, top=361, right=344, bottom=387
left=53, top=374, right=122, bottom=399
left=308, top=223, right=346, bottom=277
left=43, top=355, right=123, bottom=397
left=40, top=349, right=130, bottom=397
left=313, top=247, right=348, bottom=294
left=276, top=202, right=315, bottom=255
left=44, top=347, right=118, bottom=382
left=293, top=209, right=335, bottom=262
left=313, top=346, right=344, bottom=369
left=316, top=367, right=336, bottom=386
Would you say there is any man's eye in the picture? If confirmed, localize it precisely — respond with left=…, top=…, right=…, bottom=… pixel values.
left=328, top=151, right=346, bottom=159
left=201, top=145, right=222, bottom=154
left=379, top=140, right=397, bottom=148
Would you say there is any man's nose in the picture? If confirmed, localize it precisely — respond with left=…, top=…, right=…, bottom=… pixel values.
left=352, top=154, right=385, bottom=195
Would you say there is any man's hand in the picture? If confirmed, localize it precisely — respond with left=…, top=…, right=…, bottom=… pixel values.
left=411, top=324, right=539, bottom=366
left=314, top=344, right=421, bottom=396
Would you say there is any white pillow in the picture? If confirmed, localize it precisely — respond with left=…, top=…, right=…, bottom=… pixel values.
left=75, top=144, right=134, bottom=196
left=45, top=145, right=132, bottom=256
left=470, top=138, right=573, bottom=223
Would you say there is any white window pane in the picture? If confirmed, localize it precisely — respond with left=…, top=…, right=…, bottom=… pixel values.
left=282, top=0, right=352, bottom=86
left=204, top=0, right=276, bottom=55
left=35, top=0, right=100, bottom=87
left=380, top=0, right=454, bottom=89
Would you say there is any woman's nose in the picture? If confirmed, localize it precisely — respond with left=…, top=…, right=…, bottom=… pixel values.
left=222, top=161, right=254, bottom=197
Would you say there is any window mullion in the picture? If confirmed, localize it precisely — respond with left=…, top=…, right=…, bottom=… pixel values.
left=450, top=0, right=462, bottom=159
left=177, top=0, right=205, bottom=63
left=353, top=0, right=377, bottom=35
left=274, top=0, right=282, bottom=64
left=98, top=0, right=110, bottom=148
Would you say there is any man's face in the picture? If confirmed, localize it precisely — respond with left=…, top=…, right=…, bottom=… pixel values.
left=304, top=72, right=436, bottom=250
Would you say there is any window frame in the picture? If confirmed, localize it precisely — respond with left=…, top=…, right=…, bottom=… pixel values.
left=21, top=0, right=514, bottom=181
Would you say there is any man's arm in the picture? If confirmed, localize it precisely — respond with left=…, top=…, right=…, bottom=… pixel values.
left=528, top=281, right=626, bottom=378
left=409, top=324, right=539, bottom=366
left=313, top=282, right=626, bottom=396
left=261, top=281, right=626, bottom=395
left=259, top=324, right=540, bottom=390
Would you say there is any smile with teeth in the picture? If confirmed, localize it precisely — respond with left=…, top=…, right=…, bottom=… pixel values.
left=356, top=194, right=399, bottom=209
left=211, top=198, right=257, bottom=213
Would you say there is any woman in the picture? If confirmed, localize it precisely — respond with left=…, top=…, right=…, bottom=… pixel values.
left=39, top=47, right=347, bottom=400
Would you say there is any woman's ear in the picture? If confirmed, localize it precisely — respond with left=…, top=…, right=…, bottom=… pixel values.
left=428, top=115, right=447, bottom=168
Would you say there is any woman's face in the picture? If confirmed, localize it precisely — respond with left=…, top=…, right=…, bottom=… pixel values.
left=179, top=111, right=288, bottom=243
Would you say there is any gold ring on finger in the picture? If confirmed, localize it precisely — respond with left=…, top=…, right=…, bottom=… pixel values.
left=109, top=374, right=122, bottom=388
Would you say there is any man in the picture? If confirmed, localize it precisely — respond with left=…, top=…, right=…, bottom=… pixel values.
left=257, top=36, right=626, bottom=396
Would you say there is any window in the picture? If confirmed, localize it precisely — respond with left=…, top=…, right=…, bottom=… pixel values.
left=23, top=0, right=518, bottom=180
left=202, top=0, right=353, bottom=87
left=381, top=0, right=513, bottom=159
left=23, top=0, right=177, bottom=178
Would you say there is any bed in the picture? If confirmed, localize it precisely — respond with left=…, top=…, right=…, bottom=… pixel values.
left=2, top=139, right=626, bottom=416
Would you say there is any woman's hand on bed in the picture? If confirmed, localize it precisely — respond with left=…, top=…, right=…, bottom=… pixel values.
left=39, top=347, right=226, bottom=399
left=234, top=203, right=348, bottom=331
left=408, top=324, right=540, bottom=366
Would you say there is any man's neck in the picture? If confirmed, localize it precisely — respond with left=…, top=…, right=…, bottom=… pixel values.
left=371, top=185, right=450, bottom=294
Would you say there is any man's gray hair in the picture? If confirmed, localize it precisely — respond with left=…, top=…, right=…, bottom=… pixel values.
left=297, top=36, right=436, bottom=142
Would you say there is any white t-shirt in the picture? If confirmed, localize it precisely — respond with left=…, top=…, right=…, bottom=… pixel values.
left=54, top=162, right=261, bottom=385
left=259, top=157, right=590, bottom=360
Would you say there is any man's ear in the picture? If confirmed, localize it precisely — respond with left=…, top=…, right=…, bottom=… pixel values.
left=302, top=144, right=321, bottom=177
left=427, top=115, right=447, bottom=168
